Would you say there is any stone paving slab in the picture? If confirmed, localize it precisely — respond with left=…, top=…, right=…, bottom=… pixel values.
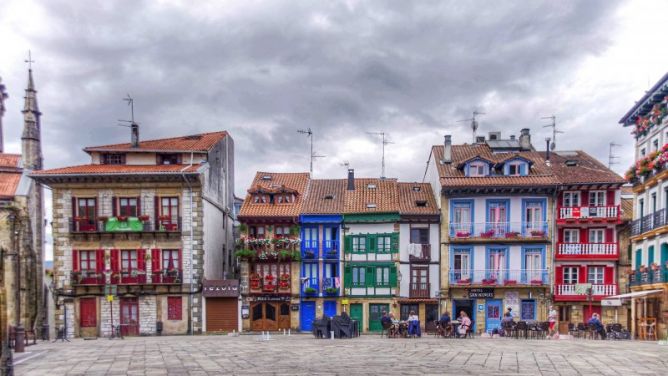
left=13, top=334, right=668, bottom=375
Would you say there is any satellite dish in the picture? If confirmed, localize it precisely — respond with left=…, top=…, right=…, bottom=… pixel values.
left=550, top=142, right=555, bottom=151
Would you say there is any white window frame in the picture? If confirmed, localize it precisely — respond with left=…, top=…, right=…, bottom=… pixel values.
left=468, top=162, right=487, bottom=177
left=563, top=267, right=579, bottom=284
left=589, top=229, right=605, bottom=243
left=563, top=191, right=581, bottom=208
left=589, top=191, right=606, bottom=207
left=508, top=162, right=521, bottom=176
left=564, top=229, right=580, bottom=243
left=587, top=266, right=604, bottom=285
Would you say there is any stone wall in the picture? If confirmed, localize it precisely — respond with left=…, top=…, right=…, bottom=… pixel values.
left=139, top=296, right=157, bottom=334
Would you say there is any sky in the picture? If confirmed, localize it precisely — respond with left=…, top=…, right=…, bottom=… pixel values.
left=1, top=0, right=668, bottom=260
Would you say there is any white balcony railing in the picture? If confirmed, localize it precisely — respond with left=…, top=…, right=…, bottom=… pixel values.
left=556, top=243, right=618, bottom=256
left=555, top=284, right=617, bottom=296
left=559, top=206, right=618, bottom=220
left=449, top=221, right=548, bottom=239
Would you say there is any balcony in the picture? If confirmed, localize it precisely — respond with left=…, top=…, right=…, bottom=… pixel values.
left=408, top=244, right=431, bottom=263
left=557, top=206, right=620, bottom=223
left=322, top=277, right=340, bottom=296
left=553, top=284, right=618, bottom=301
left=629, top=268, right=668, bottom=286
left=449, top=222, right=549, bottom=242
left=70, top=271, right=105, bottom=286
left=323, top=240, right=339, bottom=260
left=249, top=273, right=291, bottom=294
left=409, top=282, right=431, bottom=298
left=302, top=277, right=319, bottom=296
left=151, top=270, right=183, bottom=285
left=111, top=271, right=148, bottom=285
left=69, top=216, right=182, bottom=235
left=556, top=242, right=619, bottom=260
left=302, top=240, right=319, bottom=260
left=631, top=208, right=668, bottom=237
left=448, top=269, right=548, bottom=286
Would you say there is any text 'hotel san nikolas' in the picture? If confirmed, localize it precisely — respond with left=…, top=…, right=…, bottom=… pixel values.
left=7, top=68, right=668, bottom=341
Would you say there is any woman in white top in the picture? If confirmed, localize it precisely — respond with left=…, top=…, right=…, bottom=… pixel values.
left=458, top=311, right=472, bottom=337
left=407, top=311, right=419, bottom=322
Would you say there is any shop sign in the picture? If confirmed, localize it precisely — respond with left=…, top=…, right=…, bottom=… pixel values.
left=601, top=299, right=622, bottom=307
left=291, top=304, right=300, bottom=311
left=341, top=299, right=349, bottom=305
left=203, top=279, right=240, bottom=297
left=241, top=305, right=250, bottom=319
left=468, top=288, right=494, bottom=298
left=247, top=296, right=292, bottom=302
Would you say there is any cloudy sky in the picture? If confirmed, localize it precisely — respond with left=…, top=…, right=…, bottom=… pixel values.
left=1, top=0, right=667, bottom=257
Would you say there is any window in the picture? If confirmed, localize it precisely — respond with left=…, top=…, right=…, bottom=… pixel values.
left=588, top=191, right=606, bottom=207
left=524, top=250, right=542, bottom=282
left=651, top=192, right=657, bottom=213
left=452, top=201, right=472, bottom=234
left=162, top=249, right=180, bottom=270
left=524, top=201, right=543, bottom=231
left=303, top=263, right=317, bottom=287
left=253, top=195, right=267, bottom=204
left=352, top=236, right=366, bottom=253
left=76, top=198, right=97, bottom=219
left=167, top=297, right=182, bottom=320
left=653, top=139, right=659, bottom=151
left=508, top=163, right=520, bottom=176
left=453, top=251, right=471, bottom=280
left=641, top=148, right=646, bottom=157
left=564, top=229, right=580, bottom=243
left=101, top=153, right=125, bottom=165
left=79, top=250, right=97, bottom=272
left=587, top=266, right=604, bottom=284
left=158, top=154, right=181, bottom=165
left=520, top=300, right=536, bottom=320
left=400, top=304, right=419, bottom=320
left=121, top=250, right=138, bottom=272
left=563, top=192, right=581, bottom=207
left=160, top=197, right=179, bottom=223
left=118, top=197, right=139, bottom=217
left=563, top=267, right=579, bottom=284
left=275, top=226, right=290, bottom=237
left=352, top=266, right=365, bottom=287
left=276, top=194, right=293, bottom=204
left=303, top=227, right=317, bottom=246
left=410, top=226, right=429, bottom=244
left=376, top=236, right=391, bottom=253
left=589, top=229, right=605, bottom=243
left=488, top=249, right=506, bottom=279
left=488, top=201, right=508, bottom=234
left=375, top=266, right=390, bottom=286
left=639, top=199, right=645, bottom=217
left=468, top=162, right=487, bottom=177
left=250, top=226, right=265, bottom=239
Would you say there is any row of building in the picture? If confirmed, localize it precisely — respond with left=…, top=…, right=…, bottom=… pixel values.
left=3, top=66, right=666, bottom=340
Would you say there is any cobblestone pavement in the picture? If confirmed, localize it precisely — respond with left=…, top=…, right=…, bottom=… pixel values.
left=12, top=334, right=668, bottom=375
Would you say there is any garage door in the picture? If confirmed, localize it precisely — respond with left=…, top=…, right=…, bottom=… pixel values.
left=206, top=298, right=238, bottom=332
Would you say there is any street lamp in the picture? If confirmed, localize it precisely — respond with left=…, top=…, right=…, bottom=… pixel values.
left=9, top=213, right=25, bottom=353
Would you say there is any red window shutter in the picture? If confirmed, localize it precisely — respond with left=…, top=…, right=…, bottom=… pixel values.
left=167, top=296, right=182, bottom=320
left=94, top=198, right=99, bottom=220
left=137, top=249, right=146, bottom=271
left=154, top=196, right=160, bottom=220
left=72, top=250, right=79, bottom=271
left=96, top=249, right=105, bottom=272
left=579, top=265, right=587, bottom=283
left=112, top=197, right=118, bottom=217
left=151, top=248, right=161, bottom=272
left=72, top=197, right=77, bottom=218
left=136, top=196, right=142, bottom=216
left=558, top=229, right=564, bottom=243
left=555, top=266, right=563, bottom=284
left=605, top=228, right=614, bottom=243
left=110, top=249, right=120, bottom=273
left=606, top=190, right=615, bottom=207
left=580, top=228, right=588, bottom=243
left=80, top=298, right=97, bottom=328
left=178, top=249, right=183, bottom=270
left=604, top=266, right=614, bottom=284
left=581, top=191, right=589, bottom=206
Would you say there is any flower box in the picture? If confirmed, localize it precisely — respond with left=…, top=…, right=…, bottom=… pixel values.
left=457, top=278, right=471, bottom=285
left=304, top=287, right=317, bottom=295
left=482, top=278, right=497, bottom=285
left=480, top=230, right=495, bottom=238
left=503, top=280, right=517, bottom=286
left=504, top=232, right=520, bottom=239
left=455, top=231, right=470, bottom=238
left=304, top=250, right=316, bottom=258
left=530, top=230, right=545, bottom=237
left=324, top=287, right=339, bottom=295
left=651, top=263, right=661, bottom=271
left=138, top=215, right=150, bottom=222
left=97, top=216, right=109, bottom=222
left=116, top=216, right=128, bottom=222
left=530, top=279, right=544, bottom=285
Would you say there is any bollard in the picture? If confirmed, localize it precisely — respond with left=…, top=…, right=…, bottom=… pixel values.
left=288, top=329, right=291, bottom=336
left=330, top=331, right=335, bottom=340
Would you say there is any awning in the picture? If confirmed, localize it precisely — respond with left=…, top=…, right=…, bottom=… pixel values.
left=602, top=289, right=664, bottom=301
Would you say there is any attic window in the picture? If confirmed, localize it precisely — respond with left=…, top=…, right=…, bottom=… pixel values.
left=565, top=160, right=578, bottom=167
left=367, top=184, right=377, bottom=189
left=366, top=203, right=377, bottom=209
left=324, top=194, right=335, bottom=200
left=184, top=135, right=202, bottom=140
left=416, top=200, right=427, bottom=207
left=412, top=186, right=421, bottom=192
left=261, top=175, right=272, bottom=180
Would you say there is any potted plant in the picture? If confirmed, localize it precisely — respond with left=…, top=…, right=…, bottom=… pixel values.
left=97, top=216, right=109, bottom=222
left=305, top=250, right=315, bottom=258
left=138, top=214, right=150, bottom=222
left=651, top=262, right=661, bottom=271
left=504, top=279, right=517, bottom=286
left=480, top=229, right=494, bottom=238
left=505, top=231, right=519, bottom=239
left=117, top=215, right=128, bottom=222
left=455, top=231, right=470, bottom=238
left=325, top=287, right=338, bottom=294
left=639, top=265, right=649, bottom=273
left=304, top=287, right=317, bottom=295
left=234, top=249, right=256, bottom=260
left=530, top=279, right=544, bottom=285
left=482, top=277, right=496, bottom=285
left=530, top=230, right=545, bottom=237
left=458, top=278, right=471, bottom=285
left=249, top=273, right=261, bottom=289
left=326, top=249, right=337, bottom=257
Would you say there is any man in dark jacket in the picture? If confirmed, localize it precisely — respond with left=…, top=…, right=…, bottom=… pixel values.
left=588, top=313, right=606, bottom=339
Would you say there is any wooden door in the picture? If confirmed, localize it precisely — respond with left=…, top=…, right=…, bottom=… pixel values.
left=251, top=303, right=280, bottom=331
left=425, top=304, right=438, bottom=332
left=120, top=298, right=139, bottom=336
left=206, top=298, right=238, bottom=332
left=349, top=304, right=363, bottom=326
left=368, top=304, right=388, bottom=332
left=278, top=303, right=291, bottom=330
left=79, top=298, right=97, bottom=337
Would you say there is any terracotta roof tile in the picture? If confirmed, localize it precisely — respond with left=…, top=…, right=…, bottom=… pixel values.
left=238, top=172, right=310, bottom=218
left=344, top=178, right=398, bottom=213
left=397, top=182, right=439, bottom=215
left=0, top=171, right=21, bottom=199
left=546, top=151, right=625, bottom=185
left=0, top=153, right=21, bottom=169
left=31, top=164, right=200, bottom=176
left=302, top=179, right=346, bottom=214
left=84, top=131, right=228, bottom=153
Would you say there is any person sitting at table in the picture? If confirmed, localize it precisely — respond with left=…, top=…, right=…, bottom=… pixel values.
left=587, top=313, right=606, bottom=340
left=500, top=308, right=513, bottom=337
left=503, top=307, right=513, bottom=319
left=388, top=312, right=399, bottom=337
left=381, top=311, right=392, bottom=326
left=407, top=310, right=421, bottom=337
left=458, top=311, right=472, bottom=338
left=439, top=311, right=452, bottom=337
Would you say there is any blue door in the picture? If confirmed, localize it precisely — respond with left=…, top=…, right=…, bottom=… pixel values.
left=300, top=301, right=316, bottom=331
left=485, top=299, right=502, bottom=333
left=323, top=301, right=337, bottom=318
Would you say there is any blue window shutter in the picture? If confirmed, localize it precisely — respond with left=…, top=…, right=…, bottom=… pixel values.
left=520, top=163, right=527, bottom=176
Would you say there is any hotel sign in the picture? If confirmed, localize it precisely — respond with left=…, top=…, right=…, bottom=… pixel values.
left=468, top=288, right=494, bottom=298
left=202, top=279, right=240, bottom=298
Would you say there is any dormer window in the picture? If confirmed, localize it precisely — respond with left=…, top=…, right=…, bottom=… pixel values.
left=412, top=186, right=421, bottom=192
left=276, top=194, right=294, bottom=204
left=261, top=175, right=272, bottom=180
left=416, top=200, right=427, bottom=207
left=157, top=153, right=181, bottom=165
left=503, top=157, right=530, bottom=176
left=101, top=153, right=126, bottom=165
left=253, top=195, right=268, bottom=204
left=324, top=194, right=335, bottom=200
left=468, top=162, right=488, bottom=177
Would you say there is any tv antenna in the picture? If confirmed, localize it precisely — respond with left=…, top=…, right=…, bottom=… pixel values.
left=117, top=94, right=140, bottom=147
left=340, top=161, right=350, bottom=170
left=457, top=110, right=485, bottom=143
left=297, top=128, right=325, bottom=175
left=542, top=115, right=562, bottom=151
left=608, top=142, right=621, bottom=169
left=367, top=131, right=394, bottom=179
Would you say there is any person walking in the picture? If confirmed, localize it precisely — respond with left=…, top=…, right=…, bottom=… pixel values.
left=548, top=306, right=558, bottom=339
left=458, top=311, right=472, bottom=338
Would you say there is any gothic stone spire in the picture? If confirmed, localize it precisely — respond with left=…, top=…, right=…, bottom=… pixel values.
left=22, top=68, right=43, bottom=170
left=0, top=76, right=8, bottom=153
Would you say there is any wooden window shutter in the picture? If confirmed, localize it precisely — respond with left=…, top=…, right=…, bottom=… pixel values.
left=110, top=249, right=120, bottom=273
left=604, top=266, right=614, bottom=285
left=578, top=265, right=587, bottom=283
left=344, top=235, right=352, bottom=253
left=151, top=249, right=161, bottom=272
left=580, top=228, right=588, bottom=244
left=178, top=249, right=183, bottom=270
left=112, top=197, right=118, bottom=217
left=137, top=249, right=146, bottom=271
left=389, top=265, right=397, bottom=286
left=368, top=234, right=377, bottom=253
left=554, top=266, right=563, bottom=284
left=390, top=233, right=399, bottom=253
left=366, top=266, right=375, bottom=287
left=606, top=190, right=615, bottom=207
left=344, top=264, right=352, bottom=288
left=96, top=249, right=105, bottom=272
left=71, top=197, right=77, bottom=218
left=167, top=296, right=182, bottom=320
left=605, top=228, right=614, bottom=243
left=581, top=191, right=589, bottom=206
left=72, top=250, right=79, bottom=272
left=154, top=196, right=160, bottom=221
left=558, top=229, right=564, bottom=243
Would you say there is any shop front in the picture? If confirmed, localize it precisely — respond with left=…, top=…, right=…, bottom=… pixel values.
left=243, top=296, right=295, bottom=332
left=203, top=279, right=240, bottom=333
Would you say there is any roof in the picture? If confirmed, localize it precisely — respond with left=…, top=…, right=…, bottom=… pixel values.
left=432, top=144, right=557, bottom=188
left=0, top=153, right=23, bottom=199
left=238, top=172, right=310, bottom=218
left=83, top=131, right=228, bottom=153
left=619, top=72, right=668, bottom=125
left=547, top=151, right=625, bottom=186
left=31, top=163, right=201, bottom=176
left=0, top=153, right=21, bottom=169
left=301, top=179, right=346, bottom=214
left=344, top=178, right=399, bottom=214
left=397, top=182, right=439, bottom=215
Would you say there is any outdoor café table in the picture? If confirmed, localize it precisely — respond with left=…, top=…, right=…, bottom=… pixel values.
left=450, top=320, right=460, bottom=337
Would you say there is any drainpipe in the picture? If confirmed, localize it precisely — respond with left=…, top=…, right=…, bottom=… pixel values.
left=181, top=152, right=195, bottom=335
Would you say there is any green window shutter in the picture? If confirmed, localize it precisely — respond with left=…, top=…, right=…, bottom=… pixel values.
left=389, top=265, right=397, bottom=286
left=366, top=266, right=375, bottom=287
left=344, top=264, right=352, bottom=288
left=368, top=234, right=377, bottom=253
left=390, top=232, right=399, bottom=253
left=345, top=235, right=352, bottom=253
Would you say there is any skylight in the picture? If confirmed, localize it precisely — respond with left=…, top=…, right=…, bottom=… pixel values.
left=366, top=203, right=377, bottom=209
left=367, top=184, right=377, bottom=189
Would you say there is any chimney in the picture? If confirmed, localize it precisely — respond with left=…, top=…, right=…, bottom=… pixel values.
left=545, top=137, right=551, bottom=165
left=443, top=135, right=452, bottom=163
left=347, top=169, right=355, bottom=190
left=519, top=128, right=532, bottom=150
left=510, top=135, right=516, bottom=141
left=131, top=123, right=139, bottom=148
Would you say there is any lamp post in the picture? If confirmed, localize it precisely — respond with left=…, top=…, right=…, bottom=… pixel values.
left=9, top=214, right=24, bottom=353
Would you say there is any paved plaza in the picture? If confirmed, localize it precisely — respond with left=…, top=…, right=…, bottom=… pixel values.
left=12, top=334, right=668, bottom=375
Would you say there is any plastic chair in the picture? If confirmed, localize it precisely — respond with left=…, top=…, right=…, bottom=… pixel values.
left=646, top=323, right=657, bottom=341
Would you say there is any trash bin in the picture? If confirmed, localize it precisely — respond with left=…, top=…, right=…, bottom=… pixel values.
left=156, top=321, right=163, bottom=336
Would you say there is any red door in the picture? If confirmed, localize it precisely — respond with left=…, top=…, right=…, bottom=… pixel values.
left=80, top=298, right=97, bottom=328
left=120, top=298, right=139, bottom=336
left=582, top=305, right=601, bottom=323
